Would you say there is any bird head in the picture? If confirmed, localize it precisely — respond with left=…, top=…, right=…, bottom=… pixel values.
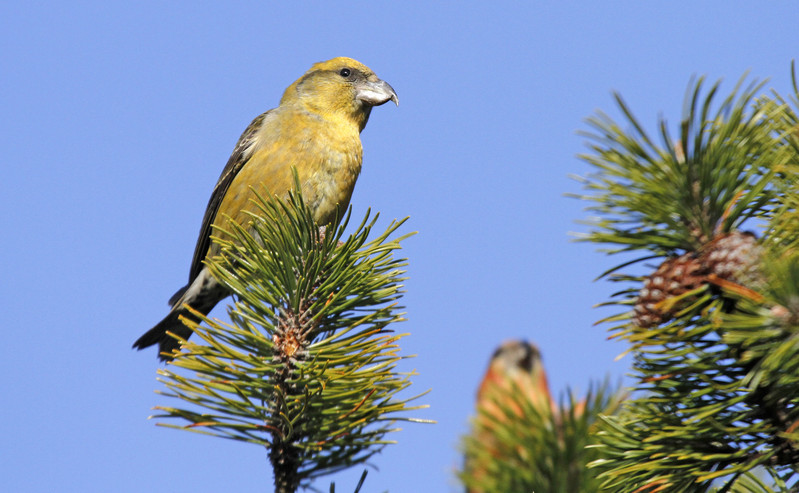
left=281, top=57, right=398, bottom=132
left=477, top=340, right=553, bottom=416
left=490, top=339, right=542, bottom=376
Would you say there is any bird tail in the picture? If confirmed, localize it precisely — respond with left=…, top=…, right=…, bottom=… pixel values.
left=133, top=268, right=228, bottom=361
left=132, top=305, right=196, bottom=361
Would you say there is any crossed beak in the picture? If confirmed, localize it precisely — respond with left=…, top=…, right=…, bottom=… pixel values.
left=356, top=78, right=399, bottom=107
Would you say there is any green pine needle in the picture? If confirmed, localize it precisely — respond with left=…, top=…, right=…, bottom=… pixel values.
left=579, top=66, right=799, bottom=492
left=574, top=75, right=786, bottom=260
left=459, top=379, right=622, bottom=493
left=151, top=185, right=428, bottom=490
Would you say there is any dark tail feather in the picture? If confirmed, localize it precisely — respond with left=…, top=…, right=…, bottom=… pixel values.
left=132, top=306, right=198, bottom=361
left=135, top=269, right=229, bottom=361
left=168, top=285, right=189, bottom=307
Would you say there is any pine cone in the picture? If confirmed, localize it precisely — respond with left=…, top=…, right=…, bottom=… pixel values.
left=699, top=231, right=762, bottom=287
left=633, top=253, right=708, bottom=328
left=633, top=231, right=763, bottom=328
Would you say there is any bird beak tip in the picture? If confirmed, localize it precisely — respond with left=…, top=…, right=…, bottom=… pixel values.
left=357, top=79, right=399, bottom=107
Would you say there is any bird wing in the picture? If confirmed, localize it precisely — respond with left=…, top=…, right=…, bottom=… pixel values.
left=186, top=110, right=271, bottom=284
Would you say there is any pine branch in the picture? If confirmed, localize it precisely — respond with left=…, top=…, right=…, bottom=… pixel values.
left=149, top=188, right=429, bottom=492
left=576, top=66, right=799, bottom=492
left=573, top=75, right=782, bottom=257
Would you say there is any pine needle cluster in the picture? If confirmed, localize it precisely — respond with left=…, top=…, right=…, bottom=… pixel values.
left=150, top=186, right=427, bottom=492
left=460, top=380, right=621, bottom=492
left=575, top=66, right=799, bottom=492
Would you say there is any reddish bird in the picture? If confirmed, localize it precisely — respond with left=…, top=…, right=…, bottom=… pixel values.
left=476, top=339, right=554, bottom=419
left=133, top=57, right=398, bottom=360
left=465, top=340, right=554, bottom=493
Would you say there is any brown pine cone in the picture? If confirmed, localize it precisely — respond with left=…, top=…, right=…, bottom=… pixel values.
left=633, top=253, right=708, bottom=328
left=699, top=231, right=762, bottom=286
left=633, top=231, right=762, bottom=328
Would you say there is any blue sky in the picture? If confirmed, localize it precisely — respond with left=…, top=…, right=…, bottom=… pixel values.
left=2, top=2, right=797, bottom=492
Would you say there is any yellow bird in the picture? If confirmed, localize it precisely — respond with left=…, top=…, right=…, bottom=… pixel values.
left=133, top=57, right=398, bottom=360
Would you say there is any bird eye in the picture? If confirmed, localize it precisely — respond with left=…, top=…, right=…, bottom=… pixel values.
left=339, top=68, right=351, bottom=78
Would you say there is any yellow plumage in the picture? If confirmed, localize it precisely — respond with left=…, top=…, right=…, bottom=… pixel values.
left=134, top=57, right=397, bottom=360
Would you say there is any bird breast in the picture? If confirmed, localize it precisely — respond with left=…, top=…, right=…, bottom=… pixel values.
left=225, top=110, right=364, bottom=230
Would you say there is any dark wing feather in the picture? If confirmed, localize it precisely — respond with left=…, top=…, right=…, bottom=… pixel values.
left=187, top=110, right=271, bottom=283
